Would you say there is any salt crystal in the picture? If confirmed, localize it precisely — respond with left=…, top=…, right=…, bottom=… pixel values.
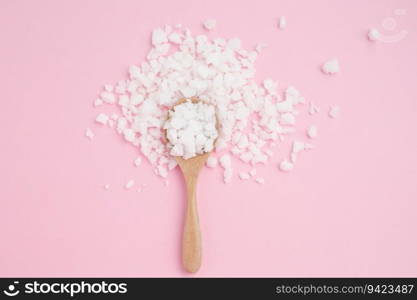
left=329, top=106, right=340, bottom=118
left=278, top=16, right=287, bottom=29
left=206, top=156, right=218, bottom=168
left=255, top=177, right=265, bottom=184
left=94, top=99, right=103, bottom=107
left=125, top=179, right=135, bottom=189
left=368, top=29, right=380, bottom=41
left=307, top=125, right=318, bottom=138
left=152, top=28, right=168, bottom=45
left=95, top=113, right=109, bottom=125
left=279, top=160, right=293, bottom=172
left=203, top=19, right=217, bottom=30
left=85, top=128, right=94, bottom=140
left=134, top=157, right=142, bottom=167
left=322, top=58, right=340, bottom=75
left=239, top=172, right=250, bottom=180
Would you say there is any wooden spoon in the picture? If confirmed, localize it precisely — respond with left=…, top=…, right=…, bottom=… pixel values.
left=165, top=97, right=216, bottom=273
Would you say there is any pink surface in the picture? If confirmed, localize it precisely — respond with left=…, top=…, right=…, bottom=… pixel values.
left=0, top=0, right=416, bottom=277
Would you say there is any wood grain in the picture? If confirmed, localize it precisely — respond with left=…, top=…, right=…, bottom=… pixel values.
left=165, top=97, right=215, bottom=273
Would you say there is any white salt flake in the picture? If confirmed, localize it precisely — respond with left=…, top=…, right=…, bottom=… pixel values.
left=239, top=172, right=250, bottom=180
left=255, top=177, right=265, bottom=184
left=249, top=168, right=257, bottom=177
left=134, top=157, right=142, bottom=167
left=255, top=43, right=267, bottom=53
left=368, top=29, right=380, bottom=41
left=104, top=184, right=110, bottom=190
left=279, top=160, right=293, bottom=172
left=168, top=32, right=182, bottom=44
left=152, top=28, right=168, bottom=45
left=95, top=113, right=109, bottom=125
left=307, top=125, right=318, bottom=138
left=308, top=102, right=320, bottom=115
left=104, top=84, right=113, bottom=92
left=322, top=58, right=340, bottom=75
left=329, top=105, right=340, bottom=118
left=206, top=156, right=218, bottom=168
left=219, top=154, right=232, bottom=169
left=203, top=19, right=217, bottom=30
left=278, top=16, right=287, bottom=29
left=85, top=128, right=94, bottom=140
left=125, top=179, right=135, bottom=189
left=223, top=168, right=233, bottom=183
left=94, top=99, right=103, bottom=107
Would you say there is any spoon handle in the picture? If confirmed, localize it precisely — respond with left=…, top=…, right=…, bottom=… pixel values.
left=182, top=175, right=202, bottom=273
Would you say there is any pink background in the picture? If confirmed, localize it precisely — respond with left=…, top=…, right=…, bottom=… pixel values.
left=0, top=0, right=416, bottom=277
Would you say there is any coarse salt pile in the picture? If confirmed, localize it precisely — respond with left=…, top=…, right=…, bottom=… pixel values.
left=164, top=100, right=218, bottom=159
left=91, top=23, right=336, bottom=184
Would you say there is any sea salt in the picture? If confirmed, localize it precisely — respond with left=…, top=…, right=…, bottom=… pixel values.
left=164, top=100, right=218, bottom=159
left=279, top=160, right=293, bottom=172
left=95, top=113, right=109, bottom=125
left=322, top=58, right=340, bottom=74
left=329, top=106, right=340, bottom=118
left=278, top=16, right=287, bottom=29
left=255, top=177, right=265, bottom=184
left=203, top=19, right=217, bottom=30
left=368, top=29, right=380, bottom=41
left=85, top=128, right=94, bottom=140
left=239, top=172, right=250, bottom=180
left=307, top=125, right=318, bottom=138
left=125, top=179, right=135, bottom=189
left=206, top=156, right=218, bottom=168
left=91, top=23, right=329, bottom=183
left=134, top=157, right=142, bottom=167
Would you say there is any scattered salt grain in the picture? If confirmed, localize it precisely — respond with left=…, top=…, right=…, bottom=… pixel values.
left=322, top=58, right=340, bottom=75
left=104, top=84, right=114, bottom=92
left=125, top=179, right=135, bottom=189
left=152, top=28, right=168, bottom=45
left=100, top=91, right=116, bottom=104
left=292, top=141, right=314, bottom=153
left=239, top=172, right=250, bottom=180
left=255, top=177, right=265, bottom=184
left=278, top=16, right=287, bottom=29
left=134, top=157, right=142, bottom=167
left=307, top=125, right=318, bottom=138
left=95, top=113, right=109, bottom=125
left=104, top=184, right=110, bottom=190
left=308, top=102, right=320, bottom=115
left=255, top=43, right=267, bottom=53
left=279, top=160, right=293, bottom=172
left=94, top=99, right=103, bottom=107
left=249, top=168, right=257, bottom=177
left=85, top=128, right=94, bottom=140
left=223, top=168, right=233, bottom=183
left=220, top=154, right=232, bottom=169
left=206, top=156, right=218, bottom=168
left=368, top=29, right=380, bottom=41
left=328, top=106, right=340, bottom=118
left=203, top=19, right=217, bottom=30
